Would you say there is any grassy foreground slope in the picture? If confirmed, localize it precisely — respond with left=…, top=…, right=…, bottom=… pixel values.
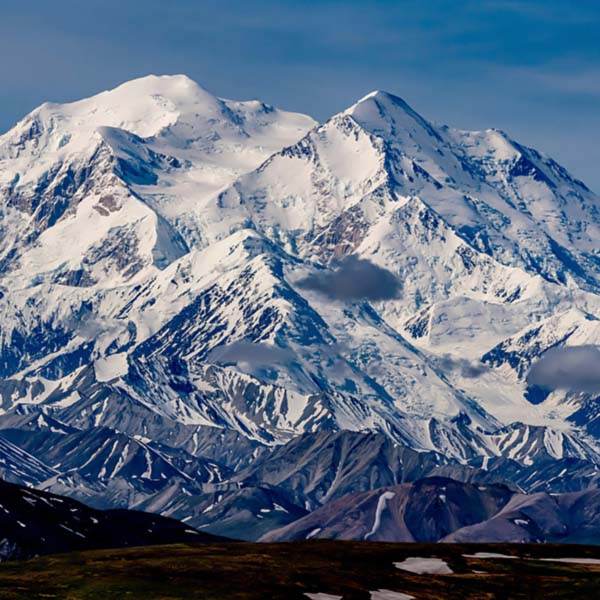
left=0, top=541, right=599, bottom=599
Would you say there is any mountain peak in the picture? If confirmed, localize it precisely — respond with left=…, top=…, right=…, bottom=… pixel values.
left=97, top=73, right=216, bottom=105
left=349, top=89, right=414, bottom=115
left=8, top=74, right=224, bottom=141
left=356, top=89, right=392, bottom=102
left=343, top=89, right=441, bottom=143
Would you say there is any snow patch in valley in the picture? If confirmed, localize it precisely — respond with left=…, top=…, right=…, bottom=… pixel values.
left=466, top=554, right=600, bottom=565
left=538, top=558, right=600, bottom=565
left=370, top=591, right=415, bottom=600
left=394, top=557, right=453, bottom=574
left=464, top=552, right=518, bottom=560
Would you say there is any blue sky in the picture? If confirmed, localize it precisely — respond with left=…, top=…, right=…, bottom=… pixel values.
left=2, top=0, right=599, bottom=190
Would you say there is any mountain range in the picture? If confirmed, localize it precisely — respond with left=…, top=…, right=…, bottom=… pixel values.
left=1, top=74, right=600, bottom=542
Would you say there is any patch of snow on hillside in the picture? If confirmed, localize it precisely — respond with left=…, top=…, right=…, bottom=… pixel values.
left=464, top=552, right=518, bottom=560
left=394, top=557, right=453, bottom=574
left=539, top=558, right=600, bottom=565
left=370, top=591, right=415, bottom=600
left=365, top=491, right=396, bottom=540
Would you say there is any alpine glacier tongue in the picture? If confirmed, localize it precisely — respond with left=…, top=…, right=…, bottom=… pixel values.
left=0, top=75, right=600, bottom=528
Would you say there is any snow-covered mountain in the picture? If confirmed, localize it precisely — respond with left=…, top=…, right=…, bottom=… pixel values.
left=1, top=74, right=600, bottom=536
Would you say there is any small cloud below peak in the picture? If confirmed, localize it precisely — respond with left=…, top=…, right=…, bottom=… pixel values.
left=296, top=255, right=402, bottom=302
left=526, top=345, right=600, bottom=393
